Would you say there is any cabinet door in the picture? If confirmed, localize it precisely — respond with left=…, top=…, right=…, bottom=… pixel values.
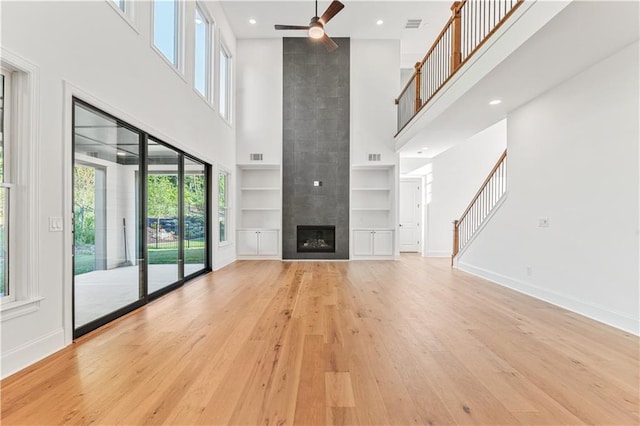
left=353, top=230, right=373, bottom=256
left=373, top=230, right=394, bottom=256
left=258, top=230, right=279, bottom=256
left=237, top=230, right=259, bottom=255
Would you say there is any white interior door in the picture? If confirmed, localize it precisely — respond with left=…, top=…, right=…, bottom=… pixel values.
left=399, top=179, right=421, bottom=252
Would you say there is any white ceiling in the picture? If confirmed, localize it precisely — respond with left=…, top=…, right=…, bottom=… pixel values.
left=218, top=0, right=453, bottom=67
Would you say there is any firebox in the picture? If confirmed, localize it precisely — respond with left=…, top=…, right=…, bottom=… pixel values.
left=297, top=225, right=336, bottom=253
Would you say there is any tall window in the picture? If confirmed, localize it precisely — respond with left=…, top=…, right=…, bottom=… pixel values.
left=219, top=44, right=231, bottom=121
left=218, top=171, right=228, bottom=243
left=0, top=70, right=9, bottom=300
left=194, top=5, right=210, bottom=97
left=153, top=0, right=180, bottom=67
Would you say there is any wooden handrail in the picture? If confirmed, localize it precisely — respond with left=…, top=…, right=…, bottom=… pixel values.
left=395, top=0, right=524, bottom=134
left=458, top=149, right=507, bottom=223
left=451, top=149, right=507, bottom=264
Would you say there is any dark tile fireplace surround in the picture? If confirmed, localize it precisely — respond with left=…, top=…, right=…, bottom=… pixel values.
left=282, top=37, right=350, bottom=260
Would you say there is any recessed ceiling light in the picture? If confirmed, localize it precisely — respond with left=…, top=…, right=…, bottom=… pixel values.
left=249, top=18, right=257, bottom=25
left=376, top=20, right=384, bottom=26
left=489, top=99, right=502, bottom=105
left=117, top=151, right=127, bottom=157
left=422, top=147, right=429, bottom=150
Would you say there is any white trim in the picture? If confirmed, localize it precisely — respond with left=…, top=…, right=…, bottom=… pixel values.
left=1, top=328, right=65, bottom=379
left=456, top=261, right=640, bottom=336
left=0, top=49, right=42, bottom=320
left=150, top=0, right=186, bottom=80
left=218, top=39, right=232, bottom=124
left=104, top=0, right=139, bottom=35
left=194, top=2, right=212, bottom=102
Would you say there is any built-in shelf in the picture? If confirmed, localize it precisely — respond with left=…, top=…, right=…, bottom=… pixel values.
left=351, top=164, right=396, bottom=257
left=236, top=165, right=282, bottom=245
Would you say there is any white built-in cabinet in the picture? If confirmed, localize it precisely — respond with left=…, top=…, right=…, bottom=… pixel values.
left=236, top=164, right=281, bottom=259
left=237, top=229, right=279, bottom=256
left=350, top=164, right=396, bottom=259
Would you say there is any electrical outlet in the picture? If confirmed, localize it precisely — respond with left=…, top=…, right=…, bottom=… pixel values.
left=526, top=266, right=533, bottom=276
left=538, top=217, right=549, bottom=227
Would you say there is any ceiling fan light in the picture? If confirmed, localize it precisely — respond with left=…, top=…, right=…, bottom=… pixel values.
left=309, top=25, right=324, bottom=39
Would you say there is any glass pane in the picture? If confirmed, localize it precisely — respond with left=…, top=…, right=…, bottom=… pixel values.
left=218, top=172, right=226, bottom=242
left=73, top=102, right=141, bottom=328
left=153, top=0, right=178, bottom=65
left=147, top=140, right=180, bottom=293
left=0, top=187, right=8, bottom=297
left=111, top=0, right=125, bottom=11
left=184, top=158, right=206, bottom=275
left=0, top=73, right=5, bottom=183
left=219, top=51, right=227, bottom=117
left=194, top=7, right=207, bottom=96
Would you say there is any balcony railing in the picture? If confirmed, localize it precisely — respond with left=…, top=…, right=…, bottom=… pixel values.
left=395, top=0, right=524, bottom=134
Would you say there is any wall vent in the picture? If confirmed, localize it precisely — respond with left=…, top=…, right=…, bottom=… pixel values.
left=250, top=153, right=263, bottom=161
left=405, top=19, right=422, bottom=29
left=368, top=153, right=382, bottom=162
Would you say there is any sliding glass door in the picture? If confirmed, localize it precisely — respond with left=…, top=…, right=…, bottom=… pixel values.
left=73, top=102, right=143, bottom=332
left=184, top=157, right=207, bottom=278
left=147, top=140, right=181, bottom=294
left=73, top=99, right=211, bottom=338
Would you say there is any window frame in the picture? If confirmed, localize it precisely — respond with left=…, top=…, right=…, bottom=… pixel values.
left=193, top=3, right=212, bottom=101
left=151, top=0, right=185, bottom=76
left=218, top=41, right=232, bottom=123
left=0, top=49, right=43, bottom=320
left=0, top=67, right=14, bottom=304
left=218, top=169, right=230, bottom=246
left=105, top=0, right=138, bottom=33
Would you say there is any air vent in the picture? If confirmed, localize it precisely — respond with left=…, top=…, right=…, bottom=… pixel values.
left=405, top=19, right=422, bottom=29
left=368, top=153, right=381, bottom=162
left=250, top=153, right=263, bottom=161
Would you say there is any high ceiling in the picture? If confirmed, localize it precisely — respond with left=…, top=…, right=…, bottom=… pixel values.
left=218, top=0, right=453, bottom=68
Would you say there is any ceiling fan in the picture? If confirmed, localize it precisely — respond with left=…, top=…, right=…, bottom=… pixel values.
left=274, top=0, right=345, bottom=52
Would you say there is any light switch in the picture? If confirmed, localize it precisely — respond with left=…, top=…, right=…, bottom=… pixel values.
left=49, top=217, right=63, bottom=232
left=538, top=217, right=549, bottom=227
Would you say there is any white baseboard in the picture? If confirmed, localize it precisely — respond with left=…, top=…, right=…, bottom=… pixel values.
left=457, top=261, right=639, bottom=336
left=1, top=328, right=66, bottom=379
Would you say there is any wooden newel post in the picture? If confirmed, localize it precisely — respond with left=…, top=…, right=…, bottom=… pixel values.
left=451, top=219, right=459, bottom=267
left=414, top=61, right=422, bottom=114
left=450, top=2, right=463, bottom=72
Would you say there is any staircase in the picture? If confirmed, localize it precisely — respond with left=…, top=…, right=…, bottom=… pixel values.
left=452, top=149, right=507, bottom=265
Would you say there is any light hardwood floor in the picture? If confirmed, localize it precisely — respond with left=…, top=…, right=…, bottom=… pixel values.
left=2, top=256, right=638, bottom=425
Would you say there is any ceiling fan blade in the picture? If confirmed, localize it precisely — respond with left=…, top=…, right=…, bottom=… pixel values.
left=274, top=24, right=311, bottom=30
left=320, top=34, right=338, bottom=52
left=320, top=0, right=344, bottom=24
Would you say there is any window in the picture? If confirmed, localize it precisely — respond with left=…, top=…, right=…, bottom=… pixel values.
left=219, top=44, right=231, bottom=121
left=194, top=5, right=210, bottom=97
left=153, top=0, right=180, bottom=67
left=0, top=70, right=10, bottom=301
left=111, top=0, right=125, bottom=12
left=218, top=171, right=228, bottom=244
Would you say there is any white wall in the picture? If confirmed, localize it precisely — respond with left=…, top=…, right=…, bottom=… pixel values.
left=458, top=42, right=639, bottom=334
left=351, top=39, right=399, bottom=165
left=426, top=120, right=507, bottom=256
left=0, top=0, right=237, bottom=377
left=236, top=39, right=283, bottom=164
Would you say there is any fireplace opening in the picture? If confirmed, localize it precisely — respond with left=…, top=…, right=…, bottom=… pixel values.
left=297, top=225, right=336, bottom=253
